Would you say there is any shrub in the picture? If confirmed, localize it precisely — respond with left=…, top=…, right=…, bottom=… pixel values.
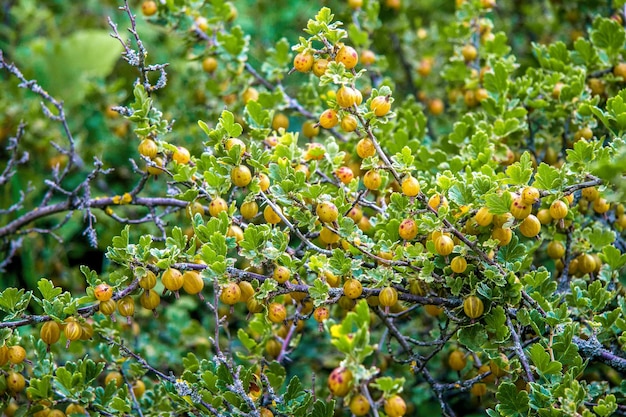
left=1, top=0, right=626, bottom=416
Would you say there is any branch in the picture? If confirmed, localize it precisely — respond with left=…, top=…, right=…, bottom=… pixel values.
left=574, top=336, right=626, bottom=372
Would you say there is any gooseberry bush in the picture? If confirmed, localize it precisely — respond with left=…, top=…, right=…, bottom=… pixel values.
left=2, top=0, right=626, bottom=415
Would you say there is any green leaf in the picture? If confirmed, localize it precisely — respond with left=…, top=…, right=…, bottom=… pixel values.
left=495, top=382, right=529, bottom=416
left=237, top=329, right=257, bottom=351
left=493, top=118, right=520, bottom=137
left=533, top=163, right=561, bottom=190
left=217, top=25, right=248, bottom=57
left=528, top=343, right=562, bottom=376
left=110, top=396, right=132, bottom=413
left=571, top=38, right=599, bottom=66
left=284, top=376, right=303, bottom=402
left=485, top=192, right=513, bottom=215
left=311, top=399, right=336, bottom=417
left=309, top=279, right=330, bottom=307
left=591, top=17, right=625, bottom=55
left=483, top=61, right=509, bottom=96
left=483, top=306, right=510, bottom=343
left=38, top=279, right=63, bottom=301
left=458, top=323, right=488, bottom=351
left=218, top=110, right=243, bottom=138
left=594, top=394, right=617, bottom=417
left=505, top=152, right=533, bottom=185
left=600, top=245, right=626, bottom=270
left=0, top=288, right=31, bottom=318
left=584, top=225, right=615, bottom=250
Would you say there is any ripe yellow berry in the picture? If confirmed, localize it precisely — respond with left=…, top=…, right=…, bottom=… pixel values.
left=99, top=299, right=117, bottom=315
left=370, top=95, right=391, bottom=117
left=319, top=227, right=340, bottom=245
left=581, top=187, right=599, bottom=201
left=327, top=367, right=353, bottom=397
left=343, top=278, right=363, bottom=299
left=435, top=235, right=454, bottom=256
left=319, top=109, right=339, bottom=129
left=593, top=197, right=610, bottom=214
left=336, top=85, right=360, bottom=108
left=202, top=56, right=218, bottom=73
left=242, top=87, right=259, bottom=104
left=141, top=0, right=158, bottom=16
left=105, top=371, right=123, bottom=388
left=547, top=241, right=565, bottom=259
left=139, top=270, right=157, bottom=290
left=138, top=139, right=158, bottom=159
left=379, top=286, right=398, bottom=307
left=335, top=166, right=354, bottom=184
left=7, top=346, right=26, bottom=364
left=492, top=227, right=512, bottom=246
left=293, top=52, right=314, bottom=72
left=349, top=393, right=371, bottom=416
left=450, top=256, right=467, bottom=273
left=267, top=302, right=287, bottom=323
left=471, top=382, right=487, bottom=397
left=398, top=219, right=418, bottom=240
left=64, top=319, right=83, bottom=345
left=273, top=266, right=291, bottom=284
left=384, top=395, right=407, bottom=417
left=272, top=113, right=289, bottom=131
left=220, top=282, right=241, bottom=305
left=225, top=137, right=246, bottom=156
left=94, top=283, right=113, bottom=302
left=231, top=165, right=252, bottom=187
left=510, top=197, right=532, bottom=219
left=577, top=253, right=596, bottom=274
left=519, top=214, right=541, bottom=237
left=462, top=44, right=478, bottom=61
left=263, top=205, right=282, bottom=224
left=182, top=270, right=204, bottom=295
left=209, top=197, right=229, bottom=217
left=316, top=201, right=339, bottom=223
left=302, top=120, right=320, bottom=137
left=335, top=45, right=359, bottom=69
left=40, top=321, right=61, bottom=346
left=312, top=59, right=329, bottom=77
left=7, top=371, right=25, bottom=393
left=162, top=268, right=184, bottom=292
left=474, top=207, right=493, bottom=226
left=139, top=290, right=160, bottom=310
left=521, top=186, right=540, bottom=205
left=348, top=0, right=364, bottom=9
left=401, top=176, right=420, bottom=197
left=549, top=199, right=569, bottom=220
left=240, top=200, right=259, bottom=219
left=340, top=114, right=358, bottom=132
left=356, top=138, right=376, bottom=158
left=463, top=295, right=484, bottom=319
left=313, top=306, right=330, bottom=322
left=448, top=350, right=467, bottom=371
left=363, top=169, right=382, bottom=190
left=537, top=208, right=552, bottom=225
left=172, top=146, right=191, bottom=164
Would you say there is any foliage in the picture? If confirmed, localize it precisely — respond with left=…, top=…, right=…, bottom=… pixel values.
left=1, top=0, right=626, bottom=416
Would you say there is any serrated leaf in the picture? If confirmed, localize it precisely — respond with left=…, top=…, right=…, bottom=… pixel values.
left=600, top=245, right=626, bottom=270
left=505, top=152, right=533, bottom=185
left=38, top=279, right=63, bottom=301
left=458, top=323, right=488, bottom=351
left=529, top=343, right=562, bottom=375
left=485, top=192, right=513, bottom=215
left=533, top=163, right=561, bottom=190
left=495, top=382, right=530, bottom=416
left=591, top=17, right=625, bottom=55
